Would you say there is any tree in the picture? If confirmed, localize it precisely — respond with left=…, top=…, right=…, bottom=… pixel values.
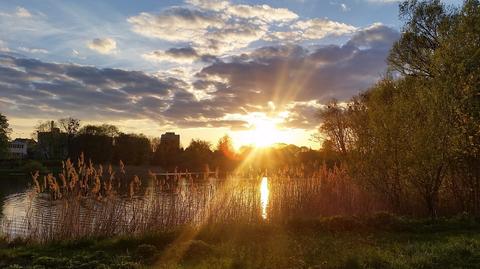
left=316, top=99, right=354, bottom=156
left=388, top=0, right=450, bottom=77
left=32, top=120, right=57, bottom=138
left=182, top=139, right=213, bottom=171
left=71, top=124, right=119, bottom=163
left=58, top=117, right=80, bottom=136
left=114, top=133, right=152, bottom=165
left=347, top=78, right=413, bottom=213
left=214, top=135, right=237, bottom=172
left=79, top=124, right=119, bottom=137
left=0, top=113, right=11, bottom=158
left=433, top=0, right=480, bottom=215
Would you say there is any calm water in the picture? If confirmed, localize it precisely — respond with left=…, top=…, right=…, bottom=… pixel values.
left=0, top=175, right=270, bottom=239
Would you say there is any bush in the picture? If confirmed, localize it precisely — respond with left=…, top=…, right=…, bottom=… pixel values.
left=22, top=160, right=48, bottom=175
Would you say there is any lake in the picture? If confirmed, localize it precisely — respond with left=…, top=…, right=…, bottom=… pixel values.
left=0, top=174, right=272, bottom=242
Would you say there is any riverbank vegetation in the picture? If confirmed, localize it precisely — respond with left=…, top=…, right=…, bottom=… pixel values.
left=1, top=214, right=480, bottom=269
left=1, top=0, right=480, bottom=268
left=318, top=0, right=480, bottom=218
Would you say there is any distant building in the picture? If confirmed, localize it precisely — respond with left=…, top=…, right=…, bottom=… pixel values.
left=37, top=121, right=68, bottom=160
left=160, top=132, right=180, bottom=150
left=8, top=138, right=36, bottom=159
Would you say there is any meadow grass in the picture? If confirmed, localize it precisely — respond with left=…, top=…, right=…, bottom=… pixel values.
left=1, top=214, right=480, bottom=269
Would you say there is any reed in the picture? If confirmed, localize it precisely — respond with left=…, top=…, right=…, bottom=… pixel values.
left=1, top=156, right=381, bottom=243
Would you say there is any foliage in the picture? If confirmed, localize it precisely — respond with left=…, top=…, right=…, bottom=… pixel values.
left=113, top=133, right=151, bottom=165
left=318, top=0, right=480, bottom=218
left=22, top=160, right=49, bottom=175
left=0, top=113, right=10, bottom=158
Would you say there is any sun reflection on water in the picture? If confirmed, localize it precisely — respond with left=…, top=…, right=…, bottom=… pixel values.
left=260, top=177, right=269, bottom=220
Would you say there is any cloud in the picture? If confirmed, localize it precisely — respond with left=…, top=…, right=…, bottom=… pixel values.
left=127, top=3, right=354, bottom=56
left=293, top=19, right=357, bottom=40
left=187, top=0, right=298, bottom=22
left=0, top=40, right=9, bottom=52
left=189, top=24, right=399, bottom=127
left=18, top=47, right=49, bottom=54
left=128, top=8, right=223, bottom=42
left=0, top=24, right=399, bottom=131
left=0, top=54, right=177, bottom=122
left=186, top=0, right=229, bottom=11
left=87, top=38, right=117, bottom=54
left=128, top=2, right=300, bottom=55
left=15, top=7, right=32, bottom=18
left=224, top=4, right=298, bottom=22
left=143, top=47, right=200, bottom=63
left=346, top=23, right=398, bottom=49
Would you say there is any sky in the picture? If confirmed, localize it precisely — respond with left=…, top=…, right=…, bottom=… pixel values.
left=0, top=0, right=461, bottom=149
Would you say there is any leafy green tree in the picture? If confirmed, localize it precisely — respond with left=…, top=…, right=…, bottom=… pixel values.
left=388, top=0, right=450, bottom=77
left=433, top=0, right=480, bottom=215
left=316, top=99, right=354, bottom=156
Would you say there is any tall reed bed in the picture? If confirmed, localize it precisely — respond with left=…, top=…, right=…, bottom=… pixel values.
left=1, top=157, right=380, bottom=243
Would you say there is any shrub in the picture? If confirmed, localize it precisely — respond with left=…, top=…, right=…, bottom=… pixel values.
left=22, top=160, right=48, bottom=175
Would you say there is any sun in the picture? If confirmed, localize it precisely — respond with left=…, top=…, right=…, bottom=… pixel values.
left=249, top=118, right=279, bottom=147
left=231, top=114, right=295, bottom=148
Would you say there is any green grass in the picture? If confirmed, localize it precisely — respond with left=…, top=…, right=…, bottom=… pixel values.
left=1, top=214, right=480, bottom=269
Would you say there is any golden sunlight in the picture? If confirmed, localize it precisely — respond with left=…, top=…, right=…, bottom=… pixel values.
left=231, top=114, right=298, bottom=148
left=260, top=177, right=269, bottom=220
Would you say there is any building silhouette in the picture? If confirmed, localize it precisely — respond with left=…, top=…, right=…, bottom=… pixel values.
left=160, top=132, right=180, bottom=150
left=37, top=121, right=68, bottom=160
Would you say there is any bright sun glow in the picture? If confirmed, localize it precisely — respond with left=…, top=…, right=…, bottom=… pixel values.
left=231, top=114, right=298, bottom=149
left=249, top=118, right=279, bottom=147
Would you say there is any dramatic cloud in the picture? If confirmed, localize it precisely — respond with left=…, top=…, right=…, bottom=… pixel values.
left=87, top=38, right=117, bottom=54
left=0, top=22, right=399, bottom=131
left=347, top=23, right=399, bottom=49
left=188, top=0, right=298, bottom=22
left=128, top=8, right=223, bottom=42
left=0, top=54, right=177, bottom=121
left=128, top=2, right=351, bottom=56
left=189, top=23, right=399, bottom=127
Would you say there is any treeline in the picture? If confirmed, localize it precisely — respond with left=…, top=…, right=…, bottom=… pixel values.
left=27, top=119, right=328, bottom=173
left=319, top=0, right=480, bottom=217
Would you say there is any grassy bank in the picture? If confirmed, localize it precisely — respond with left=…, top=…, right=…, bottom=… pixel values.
left=1, top=214, right=480, bottom=269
